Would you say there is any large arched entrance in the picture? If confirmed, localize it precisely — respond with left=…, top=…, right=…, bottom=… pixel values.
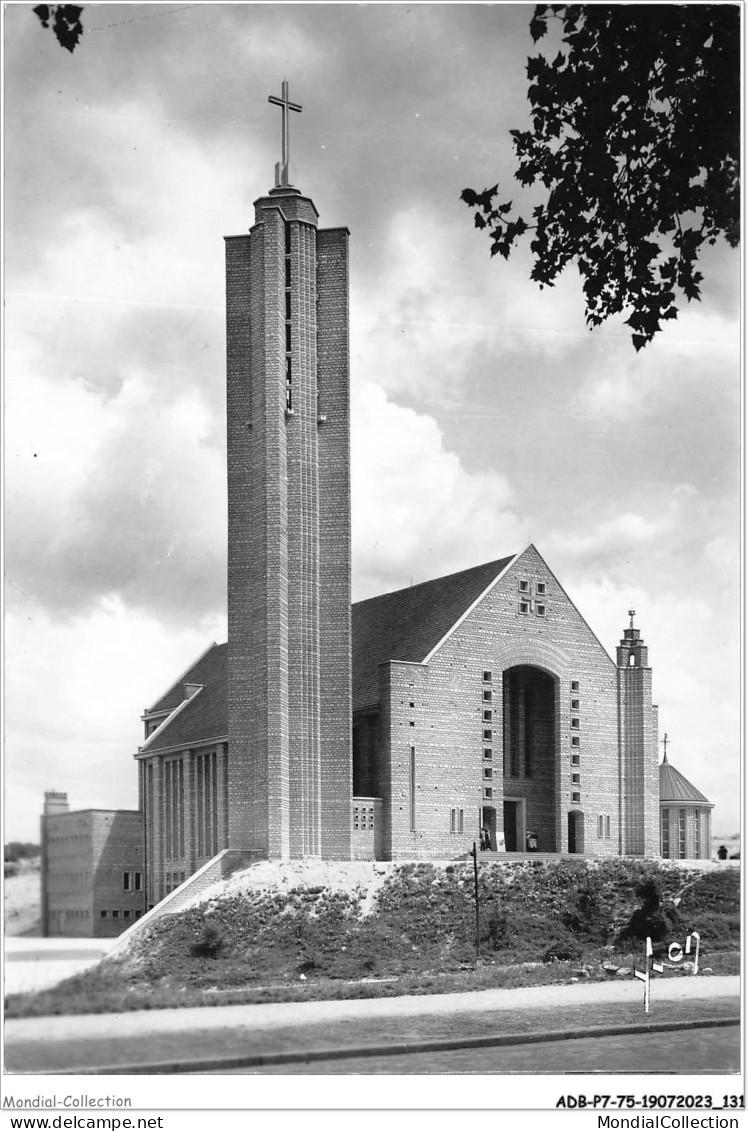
left=502, top=665, right=558, bottom=852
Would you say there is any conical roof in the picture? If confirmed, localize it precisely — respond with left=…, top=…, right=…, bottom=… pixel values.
left=659, top=757, right=712, bottom=806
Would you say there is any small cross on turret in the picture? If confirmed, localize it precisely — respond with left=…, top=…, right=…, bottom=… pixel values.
left=628, top=608, right=636, bottom=630
left=661, top=732, right=669, bottom=762
left=268, top=79, right=302, bottom=188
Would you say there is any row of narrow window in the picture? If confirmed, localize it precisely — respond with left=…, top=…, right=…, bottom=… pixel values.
left=285, top=221, right=293, bottom=412
left=518, top=579, right=546, bottom=596
left=570, top=681, right=581, bottom=801
left=100, top=908, right=144, bottom=920
left=47, top=871, right=90, bottom=887
left=481, top=672, right=494, bottom=798
left=662, top=808, right=703, bottom=859
left=519, top=600, right=546, bottom=616
left=149, top=751, right=219, bottom=864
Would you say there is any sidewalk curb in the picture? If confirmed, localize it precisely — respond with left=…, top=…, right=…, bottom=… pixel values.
left=39, top=1016, right=740, bottom=1075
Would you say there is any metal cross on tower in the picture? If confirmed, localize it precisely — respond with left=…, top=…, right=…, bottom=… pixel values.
left=268, top=79, right=302, bottom=188
left=628, top=608, right=636, bottom=630
left=661, top=732, right=669, bottom=761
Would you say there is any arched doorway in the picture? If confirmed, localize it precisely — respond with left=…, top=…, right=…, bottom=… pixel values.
left=502, top=665, right=558, bottom=851
left=480, top=805, right=497, bottom=851
left=568, top=810, right=584, bottom=854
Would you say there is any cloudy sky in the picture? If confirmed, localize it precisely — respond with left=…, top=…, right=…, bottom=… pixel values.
left=4, top=3, right=741, bottom=843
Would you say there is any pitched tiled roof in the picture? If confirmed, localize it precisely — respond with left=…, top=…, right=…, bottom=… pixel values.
left=145, top=642, right=228, bottom=753
left=659, top=759, right=712, bottom=805
left=352, top=556, right=515, bottom=711
left=148, top=642, right=226, bottom=713
left=143, top=556, right=517, bottom=749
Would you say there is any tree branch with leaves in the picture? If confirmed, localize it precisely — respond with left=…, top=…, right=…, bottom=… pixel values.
left=33, top=5, right=84, bottom=52
left=462, top=5, right=739, bottom=349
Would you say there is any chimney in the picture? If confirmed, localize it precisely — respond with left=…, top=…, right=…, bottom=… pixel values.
left=43, top=791, right=69, bottom=816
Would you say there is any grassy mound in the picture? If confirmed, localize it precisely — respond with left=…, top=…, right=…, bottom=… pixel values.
left=6, top=859, right=739, bottom=1017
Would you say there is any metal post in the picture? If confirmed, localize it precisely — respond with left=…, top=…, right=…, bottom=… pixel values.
left=471, top=841, right=480, bottom=962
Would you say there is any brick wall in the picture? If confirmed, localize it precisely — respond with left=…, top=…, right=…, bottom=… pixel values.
left=226, top=188, right=352, bottom=861
left=42, top=810, right=143, bottom=938
left=317, top=226, right=353, bottom=860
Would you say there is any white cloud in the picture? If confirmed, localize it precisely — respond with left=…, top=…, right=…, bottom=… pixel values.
left=571, top=303, right=739, bottom=422
left=551, top=512, right=662, bottom=560
left=5, top=360, right=226, bottom=621
left=351, top=381, right=524, bottom=599
left=561, top=573, right=739, bottom=832
left=4, top=597, right=226, bottom=844
left=351, top=206, right=536, bottom=404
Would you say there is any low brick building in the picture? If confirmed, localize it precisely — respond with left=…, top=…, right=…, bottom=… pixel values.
left=40, top=792, right=144, bottom=937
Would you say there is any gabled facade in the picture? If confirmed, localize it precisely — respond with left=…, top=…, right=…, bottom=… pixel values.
left=134, top=544, right=667, bottom=901
left=352, top=545, right=660, bottom=860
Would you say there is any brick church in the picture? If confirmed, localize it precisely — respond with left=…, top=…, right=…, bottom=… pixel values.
left=129, top=82, right=676, bottom=909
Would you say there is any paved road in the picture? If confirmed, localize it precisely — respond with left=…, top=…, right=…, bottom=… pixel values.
left=218, top=1024, right=740, bottom=1075
left=5, top=976, right=740, bottom=1075
left=4, top=938, right=118, bottom=995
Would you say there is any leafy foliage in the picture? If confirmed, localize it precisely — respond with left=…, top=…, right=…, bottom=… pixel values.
left=617, top=875, right=680, bottom=944
left=462, top=5, right=739, bottom=349
left=33, top=5, right=84, bottom=52
left=190, top=919, right=224, bottom=958
left=4, top=841, right=40, bottom=863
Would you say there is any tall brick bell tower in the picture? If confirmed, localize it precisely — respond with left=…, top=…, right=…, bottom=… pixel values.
left=225, top=82, right=352, bottom=860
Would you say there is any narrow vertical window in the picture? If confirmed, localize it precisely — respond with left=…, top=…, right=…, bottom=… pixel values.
left=197, top=755, right=204, bottom=856
left=211, top=750, right=219, bottom=854
left=284, top=221, right=293, bottom=413
left=179, top=758, right=185, bottom=857
left=164, top=762, right=173, bottom=860
left=661, top=808, right=670, bottom=857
